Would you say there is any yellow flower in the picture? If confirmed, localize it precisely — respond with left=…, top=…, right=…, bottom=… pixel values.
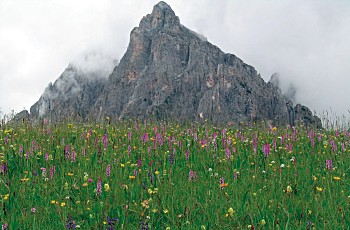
left=51, top=200, right=56, bottom=204
left=152, top=209, right=158, bottom=213
left=286, top=186, right=293, bottom=193
left=129, top=175, right=136, bottom=180
left=3, top=194, right=9, bottom=200
left=104, top=183, right=110, bottom=192
left=228, top=207, right=235, bottom=216
left=261, top=219, right=266, bottom=225
left=313, top=176, right=317, bottom=181
left=155, top=171, right=159, bottom=175
left=333, top=176, right=341, bottom=181
left=163, top=209, right=169, bottom=214
left=61, top=202, right=66, bottom=207
left=141, top=200, right=149, bottom=209
left=316, top=187, right=323, bottom=192
left=308, top=210, right=312, bottom=215
left=120, top=163, right=125, bottom=167
left=20, top=178, right=30, bottom=182
left=67, top=173, right=74, bottom=176
left=82, top=183, right=88, bottom=187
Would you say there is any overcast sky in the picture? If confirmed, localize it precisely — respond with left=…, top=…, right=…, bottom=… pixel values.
left=1, top=0, right=349, bottom=119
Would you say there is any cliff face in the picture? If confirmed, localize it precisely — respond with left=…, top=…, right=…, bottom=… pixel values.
left=21, top=1, right=321, bottom=127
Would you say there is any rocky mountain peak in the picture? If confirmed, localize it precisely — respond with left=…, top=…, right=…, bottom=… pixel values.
left=138, top=1, right=179, bottom=33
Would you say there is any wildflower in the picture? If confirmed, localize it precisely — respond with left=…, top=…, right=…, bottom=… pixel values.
left=63, top=182, right=69, bottom=190
left=155, top=170, right=159, bottom=175
left=152, top=209, right=158, bottom=213
left=261, top=219, right=266, bottom=225
left=61, top=202, right=66, bottom=207
left=31, top=207, right=36, bottom=213
left=308, top=210, right=312, bottom=215
left=20, top=178, right=30, bottom=182
left=313, top=176, right=317, bottom=181
left=189, top=170, right=198, bottom=181
left=104, top=183, right=110, bottom=192
left=120, top=163, right=125, bottom=168
left=87, top=178, right=93, bottom=183
left=106, top=217, right=119, bottom=229
left=220, top=183, right=228, bottom=189
left=286, top=185, right=292, bottom=193
left=163, top=209, right=169, bottom=214
left=316, top=187, right=323, bottom=192
left=96, top=177, right=102, bottom=196
left=66, top=214, right=76, bottom=229
left=228, top=207, right=235, bottom=217
left=333, top=176, right=341, bottom=181
left=67, top=173, right=74, bottom=176
left=280, top=164, right=285, bottom=168
left=106, top=164, right=111, bottom=177
left=141, top=200, right=149, bottom=209
left=3, top=194, right=9, bottom=200
left=262, top=143, right=270, bottom=158
left=129, top=175, right=136, bottom=180
left=71, top=151, right=76, bottom=162
left=325, top=159, right=333, bottom=170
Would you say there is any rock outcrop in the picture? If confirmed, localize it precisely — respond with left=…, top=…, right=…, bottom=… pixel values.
left=20, top=1, right=321, bottom=128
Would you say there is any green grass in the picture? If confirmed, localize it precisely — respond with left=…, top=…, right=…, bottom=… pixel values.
left=0, top=120, right=349, bottom=229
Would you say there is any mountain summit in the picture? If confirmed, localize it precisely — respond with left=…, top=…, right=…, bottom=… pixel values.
left=24, top=1, right=321, bottom=127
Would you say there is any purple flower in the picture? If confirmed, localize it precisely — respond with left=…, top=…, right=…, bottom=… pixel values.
left=82, top=147, right=86, bottom=157
left=0, top=162, right=8, bottom=175
left=2, top=222, right=8, bottom=230
left=65, top=214, right=76, bottom=229
left=102, top=134, right=108, bottom=149
left=106, top=216, right=119, bottom=230
left=96, top=177, right=102, bottom=196
left=189, top=170, right=198, bottom=181
left=71, top=151, right=76, bottom=162
left=50, top=166, right=56, bottom=180
left=262, top=143, right=270, bottom=158
left=137, top=159, right=142, bottom=169
left=185, top=150, right=189, bottom=161
left=326, top=159, right=333, bottom=170
left=106, top=164, right=111, bottom=177
left=225, top=147, right=231, bottom=159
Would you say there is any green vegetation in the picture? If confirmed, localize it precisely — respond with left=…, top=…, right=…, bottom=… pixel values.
left=0, top=119, right=349, bottom=229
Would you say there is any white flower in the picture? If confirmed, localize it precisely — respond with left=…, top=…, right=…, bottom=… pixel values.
left=280, top=164, right=285, bottom=168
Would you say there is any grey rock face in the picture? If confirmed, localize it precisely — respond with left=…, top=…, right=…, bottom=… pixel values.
left=30, top=65, right=107, bottom=121
left=91, top=1, right=320, bottom=127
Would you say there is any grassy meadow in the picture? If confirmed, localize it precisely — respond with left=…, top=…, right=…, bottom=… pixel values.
left=0, top=119, right=349, bottom=229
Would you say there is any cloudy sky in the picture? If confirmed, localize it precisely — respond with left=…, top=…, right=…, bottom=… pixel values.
left=1, top=0, right=349, bottom=119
